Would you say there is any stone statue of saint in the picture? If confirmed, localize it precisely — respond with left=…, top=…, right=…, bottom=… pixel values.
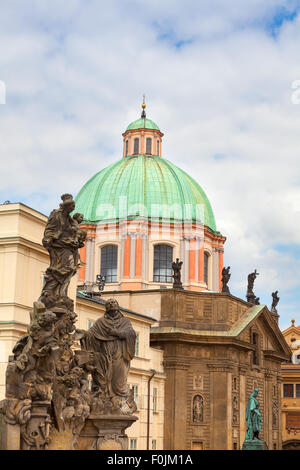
left=172, top=258, right=183, bottom=289
left=77, top=299, right=136, bottom=409
left=40, top=194, right=86, bottom=308
left=192, top=395, right=203, bottom=423
left=271, top=290, right=280, bottom=314
left=221, top=266, right=231, bottom=293
left=246, top=269, right=259, bottom=304
left=245, top=388, right=262, bottom=440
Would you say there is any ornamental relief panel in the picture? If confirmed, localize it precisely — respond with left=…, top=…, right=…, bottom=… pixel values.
left=193, top=375, right=204, bottom=391
left=232, top=395, right=239, bottom=425
left=272, top=401, right=278, bottom=428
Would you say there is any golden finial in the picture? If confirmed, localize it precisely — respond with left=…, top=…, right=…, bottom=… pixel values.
left=141, top=94, right=146, bottom=117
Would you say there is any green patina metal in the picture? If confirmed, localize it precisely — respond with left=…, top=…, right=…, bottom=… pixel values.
left=126, top=117, right=160, bottom=131
left=74, top=154, right=217, bottom=230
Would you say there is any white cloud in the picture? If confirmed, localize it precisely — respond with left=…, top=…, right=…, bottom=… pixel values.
left=0, top=1, right=300, bottom=328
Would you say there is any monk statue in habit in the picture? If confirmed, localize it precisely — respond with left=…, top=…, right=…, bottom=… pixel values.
left=76, top=299, right=136, bottom=413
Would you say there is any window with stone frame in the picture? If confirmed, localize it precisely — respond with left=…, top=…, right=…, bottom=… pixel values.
left=283, top=383, right=294, bottom=397
left=153, top=244, right=173, bottom=283
left=146, top=137, right=152, bottom=154
left=131, top=384, right=139, bottom=408
left=157, top=140, right=160, bottom=155
left=100, top=245, right=118, bottom=283
left=133, top=138, right=139, bottom=154
left=153, top=387, right=158, bottom=412
left=130, top=439, right=137, bottom=450
left=135, top=333, right=140, bottom=357
left=125, top=140, right=128, bottom=156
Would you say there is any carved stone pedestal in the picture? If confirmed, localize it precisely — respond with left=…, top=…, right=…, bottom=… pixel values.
left=78, top=415, right=138, bottom=450
left=242, top=439, right=268, bottom=450
left=0, top=404, right=20, bottom=450
left=21, top=401, right=51, bottom=450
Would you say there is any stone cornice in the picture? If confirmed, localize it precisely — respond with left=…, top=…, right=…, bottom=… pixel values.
left=163, top=358, right=190, bottom=370
left=0, top=236, right=47, bottom=256
left=263, top=349, right=290, bottom=362
left=207, top=362, right=234, bottom=372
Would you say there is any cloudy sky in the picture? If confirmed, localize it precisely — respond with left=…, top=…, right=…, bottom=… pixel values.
left=1, top=0, right=300, bottom=329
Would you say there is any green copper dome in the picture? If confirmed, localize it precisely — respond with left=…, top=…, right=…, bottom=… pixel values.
left=75, top=154, right=217, bottom=231
left=126, top=117, right=160, bottom=131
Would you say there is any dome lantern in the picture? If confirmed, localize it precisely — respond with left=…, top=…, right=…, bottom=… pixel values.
left=122, top=100, right=164, bottom=158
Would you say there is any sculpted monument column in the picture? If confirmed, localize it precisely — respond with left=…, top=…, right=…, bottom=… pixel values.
left=0, top=194, right=138, bottom=451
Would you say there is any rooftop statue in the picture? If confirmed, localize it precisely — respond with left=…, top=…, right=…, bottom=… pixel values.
left=246, top=269, right=259, bottom=305
left=172, top=258, right=183, bottom=289
left=271, top=290, right=280, bottom=315
left=221, top=266, right=231, bottom=294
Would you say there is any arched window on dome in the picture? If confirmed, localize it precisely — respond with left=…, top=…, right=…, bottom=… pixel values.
left=101, top=245, right=118, bottom=283
left=153, top=244, right=173, bottom=283
left=125, top=140, right=128, bottom=157
left=204, top=252, right=209, bottom=286
left=157, top=140, right=160, bottom=156
left=146, top=138, right=152, bottom=155
left=133, top=138, right=139, bottom=155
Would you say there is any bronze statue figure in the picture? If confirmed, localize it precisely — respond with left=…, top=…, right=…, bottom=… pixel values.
left=245, top=388, right=262, bottom=440
left=221, top=266, right=231, bottom=293
left=172, top=258, right=183, bottom=289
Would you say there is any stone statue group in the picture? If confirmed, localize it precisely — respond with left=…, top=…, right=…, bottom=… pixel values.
left=0, top=194, right=137, bottom=450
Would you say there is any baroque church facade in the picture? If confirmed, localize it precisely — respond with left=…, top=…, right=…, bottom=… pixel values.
left=0, top=102, right=290, bottom=449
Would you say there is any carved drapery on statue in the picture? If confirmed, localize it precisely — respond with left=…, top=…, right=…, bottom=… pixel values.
left=78, top=298, right=137, bottom=415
